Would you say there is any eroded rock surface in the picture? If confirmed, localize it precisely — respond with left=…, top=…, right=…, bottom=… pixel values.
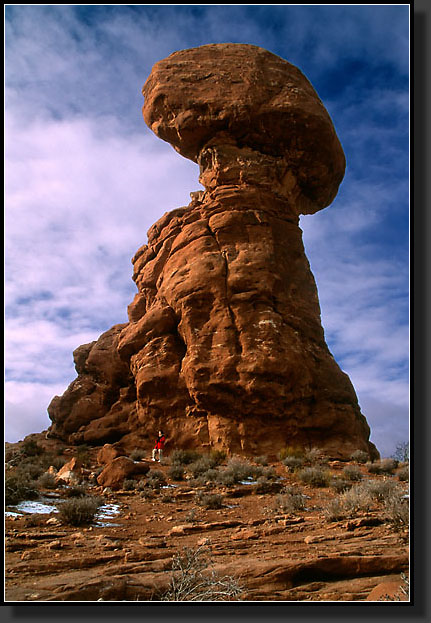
left=47, top=44, right=377, bottom=460
left=48, top=325, right=137, bottom=446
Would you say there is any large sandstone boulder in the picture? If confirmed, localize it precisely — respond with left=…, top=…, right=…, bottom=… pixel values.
left=46, top=43, right=378, bottom=460
left=97, top=443, right=126, bottom=466
left=96, top=456, right=150, bottom=490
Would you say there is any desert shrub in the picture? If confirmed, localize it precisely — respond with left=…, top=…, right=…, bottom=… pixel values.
left=342, top=465, right=363, bottom=481
left=168, top=464, right=185, bottom=481
left=340, top=483, right=373, bottom=515
left=130, top=448, right=146, bottom=461
left=5, top=448, right=18, bottom=463
left=123, top=479, right=137, bottom=491
left=324, top=497, right=348, bottom=522
left=282, top=456, right=304, bottom=472
left=304, top=447, right=322, bottom=463
left=363, top=479, right=398, bottom=502
left=188, top=476, right=209, bottom=488
left=274, top=487, right=307, bottom=513
left=329, top=477, right=353, bottom=493
left=139, top=487, right=155, bottom=500
left=279, top=445, right=304, bottom=460
left=397, top=466, right=409, bottom=482
left=215, top=470, right=237, bottom=487
left=298, top=466, right=331, bottom=488
left=37, top=472, right=57, bottom=489
left=5, top=473, right=39, bottom=506
left=261, top=465, right=276, bottom=479
left=254, top=455, right=268, bottom=466
left=384, top=493, right=409, bottom=531
left=64, top=484, right=88, bottom=498
left=196, top=492, right=224, bottom=509
left=325, top=483, right=374, bottom=521
left=366, top=458, right=398, bottom=475
left=22, top=439, right=43, bottom=457
left=216, top=457, right=257, bottom=486
left=18, top=461, right=45, bottom=480
left=147, top=469, right=167, bottom=488
left=188, top=456, right=219, bottom=478
left=381, top=458, right=399, bottom=472
left=350, top=450, right=369, bottom=464
left=171, top=449, right=201, bottom=466
left=208, top=450, right=226, bottom=466
left=190, top=468, right=219, bottom=486
left=160, top=545, right=242, bottom=601
left=57, top=495, right=103, bottom=526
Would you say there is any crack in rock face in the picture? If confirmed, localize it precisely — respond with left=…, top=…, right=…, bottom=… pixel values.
left=48, top=43, right=378, bottom=461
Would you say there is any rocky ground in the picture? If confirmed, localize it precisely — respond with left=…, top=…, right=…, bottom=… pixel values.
left=5, top=438, right=409, bottom=603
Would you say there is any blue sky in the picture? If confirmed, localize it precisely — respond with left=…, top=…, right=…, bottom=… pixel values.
left=5, top=4, right=410, bottom=457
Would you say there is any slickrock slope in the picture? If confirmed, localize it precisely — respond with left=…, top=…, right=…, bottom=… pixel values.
left=47, top=44, right=378, bottom=460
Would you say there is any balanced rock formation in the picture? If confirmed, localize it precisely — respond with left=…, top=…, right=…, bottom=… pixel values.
left=47, top=43, right=378, bottom=460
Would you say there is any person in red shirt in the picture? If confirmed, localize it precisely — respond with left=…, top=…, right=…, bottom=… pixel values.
left=152, top=430, right=166, bottom=462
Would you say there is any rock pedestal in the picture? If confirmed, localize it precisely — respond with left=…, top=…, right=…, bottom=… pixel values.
left=47, top=44, right=378, bottom=460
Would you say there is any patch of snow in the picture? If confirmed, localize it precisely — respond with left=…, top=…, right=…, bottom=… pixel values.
left=14, top=500, right=58, bottom=514
left=96, top=503, right=121, bottom=519
left=93, top=503, right=122, bottom=527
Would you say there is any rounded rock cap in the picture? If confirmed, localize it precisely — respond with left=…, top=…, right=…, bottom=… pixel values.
left=142, top=43, right=345, bottom=213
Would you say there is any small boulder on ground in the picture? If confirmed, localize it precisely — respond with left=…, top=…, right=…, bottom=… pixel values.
left=55, top=457, right=82, bottom=485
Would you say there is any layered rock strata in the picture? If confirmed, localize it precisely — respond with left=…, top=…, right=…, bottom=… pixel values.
left=47, top=44, right=378, bottom=459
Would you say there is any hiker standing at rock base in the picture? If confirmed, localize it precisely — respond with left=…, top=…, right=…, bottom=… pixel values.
left=152, top=430, right=166, bottom=462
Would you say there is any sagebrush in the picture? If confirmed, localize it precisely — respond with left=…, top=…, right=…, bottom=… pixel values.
left=160, top=545, right=242, bottom=601
left=57, top=495, right=103, bottom=526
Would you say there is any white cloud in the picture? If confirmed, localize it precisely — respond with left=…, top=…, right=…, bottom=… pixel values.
left=5, top=112, right=200, bottom=314
left=5, top=381, right=67, bottom=443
